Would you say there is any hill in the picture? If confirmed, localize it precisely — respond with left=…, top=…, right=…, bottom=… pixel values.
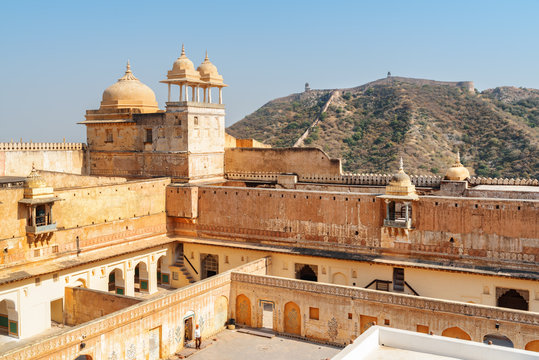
left=227, top=78, right=539, bottom=178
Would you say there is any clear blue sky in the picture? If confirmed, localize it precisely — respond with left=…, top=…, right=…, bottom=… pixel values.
left=1, top=0, right=538, bottom=142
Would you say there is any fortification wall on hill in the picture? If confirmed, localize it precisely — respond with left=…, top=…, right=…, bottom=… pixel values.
left=356, top=76, right=475, bottom=93
left=0, top=142, right=86, bottom=176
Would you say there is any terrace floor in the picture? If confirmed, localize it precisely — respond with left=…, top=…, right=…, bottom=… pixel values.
left=170, top=329, right=342, bottom=360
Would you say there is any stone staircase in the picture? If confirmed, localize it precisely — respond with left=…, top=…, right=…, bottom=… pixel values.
left=175, top=256, right=196, bottom=284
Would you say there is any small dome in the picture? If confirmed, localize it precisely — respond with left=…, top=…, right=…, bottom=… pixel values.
left=25, top=164, right=46, bottom=189
left=445, top=152, right=470, bottom=181
left=390, top=158, right=411, bottom=186
left=172, top=44, right=196, bottom=74
left=197, top=52, right=219, bottom=77
left=101, top=62, right=158, bottom=110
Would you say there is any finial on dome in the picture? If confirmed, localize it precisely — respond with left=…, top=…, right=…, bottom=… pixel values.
left=181, top=44, right=186, bottom=57
left=205, top=50, right=209, bottom=61
left=31, top=162, right=36, bottom=172
left=457, top=151, right=461, bottom=164
left=119, top=60, right=137, bottom=81
left=399, top=157, right=404, bottom=171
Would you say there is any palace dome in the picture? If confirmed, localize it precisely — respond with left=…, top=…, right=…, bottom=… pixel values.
left=100, top=62, right=158, bottom=110
left=445, top=152, right=470, bottom=181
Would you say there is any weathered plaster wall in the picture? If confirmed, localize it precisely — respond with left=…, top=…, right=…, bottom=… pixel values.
left=65, top=287, right=142, bottom=326
left=0, top=178, right=169, bottom=267
left=225, top=147, right=342, bottom=177
left=39, top=170, right=127, bottom=189
left=0, top=146, right=85, bottom=177
left=168, top=185, right=538, bottom=269
left=230, top=273, right=539, bottom=349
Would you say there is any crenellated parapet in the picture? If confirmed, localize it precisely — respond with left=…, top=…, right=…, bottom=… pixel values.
left=468, top=176, right=539, bottom=186
left=0, top=142, right=85, bottom=151
left=227, top=171, right=539, bottom=188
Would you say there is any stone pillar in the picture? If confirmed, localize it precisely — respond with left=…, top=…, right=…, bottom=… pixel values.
left=404, top=203, right=410, bottom=224
left=385, top=200, right=389, bottom=220
left=179, top=85, right=183, bottom=102
left=124, top=265, right=135, bottom=297
left=148, top=257, right=158, bottom=294
left=191, top=86, right=195, bottom=102
left=208, top=87, right=212, bottom=103
left=219, top=87, right=222, bottom=104
left=168, top=84, right=171, bottom=102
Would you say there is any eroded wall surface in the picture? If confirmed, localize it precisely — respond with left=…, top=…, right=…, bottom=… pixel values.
left=0, top=145, right=85, bottom=176
left=230, top=272, right=539, bottom=349
left=169, top=185, right=539, bottom=270
left=0, top=178, right=170, bottom=267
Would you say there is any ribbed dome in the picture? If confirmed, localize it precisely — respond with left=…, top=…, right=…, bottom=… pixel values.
left=25, top=164, right=46, bottom=189
left=445, top=152, right=470, bottom=181
left=390, top=158, right=411, bottom=186
left=172, top=45, right=196, bottom=73
left=197, top=52, right=219, bottom=76
left=100, top=62, right=158, bottom=110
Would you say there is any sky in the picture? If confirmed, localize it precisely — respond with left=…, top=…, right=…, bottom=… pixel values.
left=0, top=0, right=538, bottom=142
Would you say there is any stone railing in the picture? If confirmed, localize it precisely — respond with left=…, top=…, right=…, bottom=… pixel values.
left=231, top=273, right=539, bottom=326
left=226, top=172, right=443, bottom=187
left=0, top=142, right=85, bottom=151
left=468, top=176, right=539, bottom=186
left=1, top=257, right=270, bottom=360
left=227, top=172, right=539, bottom=188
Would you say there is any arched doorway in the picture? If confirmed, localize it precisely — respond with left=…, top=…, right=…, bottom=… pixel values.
left=0, top=299, right=17, bottom=337
left=74, top=356, right=92, bottom=360
left=214, top=296, right=228, bottom=329
left=108, top=268, right=124, bottom=295
left=284, top=302, right=301, bottom=335
left=296, top=264, right=317, bottom=282
left=332, top=272, right=347, bottom=285
left=441, top=326, right=471, bottom=340
left=497, top=289, right=528, bottom=311
left=157, top=256, right=169, bottom=286
left=525, top=340, right=539, bottom=352
left=134, top=261, right=149, bottom=293
left=483, top=334, right=513, bottom=348
left=201, top=254, right=218, bottom=279
left=236, top=294, right=251, bottom=327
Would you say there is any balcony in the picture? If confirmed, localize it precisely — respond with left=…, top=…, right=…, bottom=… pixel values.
left=383, top=218, right=412, bottom=229
left=26, top=222, right=57, bottom=234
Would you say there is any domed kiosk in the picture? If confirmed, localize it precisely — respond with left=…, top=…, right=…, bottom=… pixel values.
left=378, top=158, right=418, bottom=230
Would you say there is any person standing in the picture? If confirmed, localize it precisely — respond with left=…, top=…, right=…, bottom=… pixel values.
left=195, top=324, right=201, bottom=349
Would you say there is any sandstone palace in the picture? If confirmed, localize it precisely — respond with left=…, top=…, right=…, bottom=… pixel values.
left=0, top=46, right=538, bottom=359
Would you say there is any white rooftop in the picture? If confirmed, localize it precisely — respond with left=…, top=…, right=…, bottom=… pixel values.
left=332, top=326, right=537, bottom=360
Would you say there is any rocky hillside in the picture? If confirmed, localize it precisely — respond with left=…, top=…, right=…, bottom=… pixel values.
left=227, top=78, right=539, bottom=179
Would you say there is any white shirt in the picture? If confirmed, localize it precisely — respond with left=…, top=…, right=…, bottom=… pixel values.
left=195, top=328, right=201, bottom=338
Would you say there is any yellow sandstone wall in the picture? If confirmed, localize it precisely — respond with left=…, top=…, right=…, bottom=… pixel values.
left=0, top=144, right=85, bottom=176
left=224, top=147, right=342, bottom=177
left=64, top=287, right=142, bottom=326
left=168, top=185, right=538, bottom=268
left=0, top=178, right=170, bottom=267
left=230, top=273, right=539, bottom=349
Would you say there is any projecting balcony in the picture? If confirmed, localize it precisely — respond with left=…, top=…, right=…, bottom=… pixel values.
left=26, top=222, right=57, bottom=234
left=383, top=218, right=412, bottom=229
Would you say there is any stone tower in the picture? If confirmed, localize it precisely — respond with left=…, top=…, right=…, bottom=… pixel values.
left=80, top=46, right=228, bottom=182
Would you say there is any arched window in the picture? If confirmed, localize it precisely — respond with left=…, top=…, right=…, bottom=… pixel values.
left=497, top=288, right=528, bottom=311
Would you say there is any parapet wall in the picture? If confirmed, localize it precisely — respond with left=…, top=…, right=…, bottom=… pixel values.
left=226, top=171, right=539, bottom=188
left=0, top=142, right=86, bottom=176
left=168, top=185, right=539, bottom=270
